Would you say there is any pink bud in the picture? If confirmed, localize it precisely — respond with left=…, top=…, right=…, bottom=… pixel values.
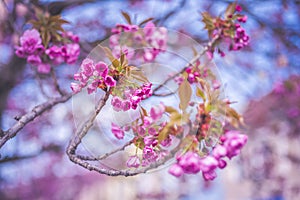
left=111, top=123, right=124, bottom=140
left=168, top=164, right=183, bottom=177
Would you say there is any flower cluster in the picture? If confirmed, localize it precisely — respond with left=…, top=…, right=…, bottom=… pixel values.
left=110, top=103, right=175, bottom=168
left=169, top=131, right=248, bottom=180
left=71, top=58, right=116, bottom=94
left=15, top=29, right=80, bottom=74
left=174, top=60, right=209, bottom=85
left=202, top=3, right=249, bottom=58
left=186, top=68, right=200, bottom=84
left=111, top=82, right=152, bottom=111
left=231, top=24, right=249, bottom=51
left=109, top=21, right=167, bottom=62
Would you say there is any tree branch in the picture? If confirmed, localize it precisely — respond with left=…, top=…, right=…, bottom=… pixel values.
left=0, top=93, right=73, bottom=149
left=0, top=143, right=62, bottom=164
left=76, top=140, right=134, bottom=161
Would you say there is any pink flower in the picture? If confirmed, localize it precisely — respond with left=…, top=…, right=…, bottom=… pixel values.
left=130, top=95, right=141, bottom=109
left=144, top=135, right=158, bottom=147
left=81, top=58, right=94, bottom=77
left=222, top=131, right=248, bottom=159
left=19, top=29, right=43, bottom=55
left=62, top=43, right=80, bottom=64
left=142, top=146, right=158, bottom=162
left=70, top=82, right=81, bottom=93
left=148, top=127, right=157, bottom=136
left=150, top=103, right=165, bottom=121
left=46, top=45, right=62, bottom=59
left=142, top=82, right=152, bottom=96
left=212, top=145, right=227, bottom=159
left=105, top=75, right=116, bottom=87
left=143, top=21, right=156, bottom=37
left=178, top=152, right=201, bottom=174
left=27, top=55, right=41, bottom=65
left=127, top=155, right=140, bottom=168
left=94, top=61, right=108, bottom=77
left=202, top=170, right=217, bottom=181
left=213, top=80, right=221, bottom=90
left=15, top=47, right=26, bottom=58
left=199, top=156, right=219, bottom=173
left=168, top=164, right=183, bottom=177
left=37, top=63, right=51, bottom=74
left=143, top=50, right=154, bottom=62
left=143, top=116, right=153, bottom=127
left=121, top=100, right=131, bottom=111
left=174, top=75, right=184, bottom=85
left=218, top=159, right=227, bottom=169
left=109, top=34, right=120, bottom=46
left=137, top=126, right=146, bottom=136
left=111, top=96, right=123, bottom=111
left=238, top=15, right=247, bottom=23
left=111, top=123, right=124, bottom=140
left=235, top=4, right=242, bottom=12
left=87, top=80, right=99, bottom=94
left=161, top=135, right=172, bottom=147
left=62, top=31, right=79, bottom=43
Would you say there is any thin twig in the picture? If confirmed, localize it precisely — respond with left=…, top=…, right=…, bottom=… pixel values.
left=152, top=48, right=207, bottom=95
left=36, top=73, right=51, bottom=99
left=77, top=140, right=134, bottom=161
left=50, top=68, right=66, bottom=96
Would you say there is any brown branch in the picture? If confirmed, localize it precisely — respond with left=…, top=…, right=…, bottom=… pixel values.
left=50, top=68, right=66, bottom=96
left=77, top=140, right=134, bottom=161
left=0, top=143, right=62, bottom=164
left=0, top=92, right=73, bottom=149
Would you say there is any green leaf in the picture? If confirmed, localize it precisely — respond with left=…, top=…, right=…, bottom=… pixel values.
left=191, top=46, right=198, bottom=57
left=225, top=2, right=237, bottom=18
left=134, top=137, right=145, bottom=150
left=165, top=106, right=178, bottom=114
left=158, top=126, right=170, bottom=142
left=121, top=11, right=132, bottom=24
left=178, top=79, right=192, bottom=110
left=130, top=67, right=149, bottom=83
left=196, top=87, right=206, bottom=102
left=41, top=31, right=51, bottom=47
left=101, top=46, right=120, bottom=69
left=140, top=106, right=148, bottom=117
left=201, top=12, right=214, bottom=30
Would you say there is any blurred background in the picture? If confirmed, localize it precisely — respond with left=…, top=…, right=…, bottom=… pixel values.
left=0, top=0, right=300, bottom=199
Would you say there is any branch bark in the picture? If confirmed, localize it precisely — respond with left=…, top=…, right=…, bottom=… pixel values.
left=0, top=92, right=73, bottom=148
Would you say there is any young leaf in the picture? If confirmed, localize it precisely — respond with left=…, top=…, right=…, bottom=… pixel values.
left=140, top=106, right=148, bottom=116
left=178, top=79, right=192, bottom=110
left=41, top=31, right=51, bottom=47
left=130, top=67, right=149, bottom=83
left=101, top=46, right=120, bottom=69
left=196, top=87, right=206, bottom=102
left=158, top=126, right=170, bottom=142
left=121, top=11, right=132, bottom=24
left=138, top=17, right=154, bottom=26
left=225, top=2, right=237, bottom=18
left=201, top=12, right=214, bottom=30
left=165, top=106, right=178, bottom=114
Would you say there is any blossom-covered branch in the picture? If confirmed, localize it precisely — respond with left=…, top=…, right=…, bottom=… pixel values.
left=67, top=3, right=250, bottom=181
